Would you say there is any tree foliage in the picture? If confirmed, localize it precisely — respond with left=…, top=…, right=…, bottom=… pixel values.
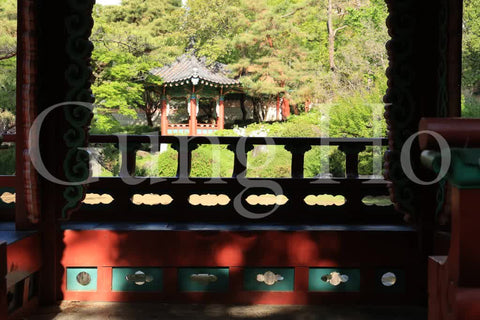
left=462, top=0, right=480, bottom=117
left=89, top=0, right=392, bottom=130
left=91, top=0, right=185, bottom=132
left=0, top=0, right=16, bottom=134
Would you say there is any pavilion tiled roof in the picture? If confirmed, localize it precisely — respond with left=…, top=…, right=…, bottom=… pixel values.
left=151, top=54, right=240, bottom=87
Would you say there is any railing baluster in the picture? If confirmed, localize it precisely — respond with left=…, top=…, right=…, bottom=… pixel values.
left=171, top=139, right=199, bottom=178
left=285, top=142, right=312, bottom=179
left=338, top=143, right=366, bottom=179
left=126, top=141, right=142, bottom=176
left=228, top=141, right=254, bottom=178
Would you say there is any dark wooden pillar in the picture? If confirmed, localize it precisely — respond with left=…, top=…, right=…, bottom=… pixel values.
left=16, top=0, right=40, bottom=229
left=33, top=0, right=95, bottom=304
left=447, top=0, right=463, bottom=117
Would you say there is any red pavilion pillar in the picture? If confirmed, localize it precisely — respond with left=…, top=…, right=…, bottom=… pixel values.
left=160, top=89, right=168, bottom=136
left=305, top=99, right=310, bottom=113
left=282, top=98, right=290, bottom=119
left=217, top=89, right=225, bottom=130
left=189, top=91, right=197, bottom=136
left=276, top=95, right=281, bottom=121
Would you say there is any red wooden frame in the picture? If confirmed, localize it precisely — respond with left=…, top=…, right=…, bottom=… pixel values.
left=59, top=228, right=423, bottom=304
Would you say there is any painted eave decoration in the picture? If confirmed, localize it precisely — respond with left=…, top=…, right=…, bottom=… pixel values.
left=151, top=54, right=240, bottom=88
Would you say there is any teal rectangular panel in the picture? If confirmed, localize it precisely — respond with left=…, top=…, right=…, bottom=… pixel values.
left=112, top=267, right=163, bottom=292
left=178, top=268, right=229, bottom=292
left=375, top=269, right=405, bottom=293
left=308, top=268, right=360, bottom=292
left=244, top=268, right=294, bottom=291
left=197, top=129, right=202, bottom=134
left=66, top=267, right=97, bottom=291
left=173, top=129, right=178, bottom=134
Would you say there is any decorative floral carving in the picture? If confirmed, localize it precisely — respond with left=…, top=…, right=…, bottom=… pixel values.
left=132, top=194, right=174, bottom=206
left=245, top=194, right=288, bottom=206
left=189, top=194, right=230, bottom=206
left=304, top=194, right=345, bottom=206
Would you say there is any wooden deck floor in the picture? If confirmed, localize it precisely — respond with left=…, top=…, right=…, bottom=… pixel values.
left=25, top=302, right=427, bottom=320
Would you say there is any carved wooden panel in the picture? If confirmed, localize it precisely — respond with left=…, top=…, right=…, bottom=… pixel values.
left=383, top=0, right=447, bottom=222
left=62, top=0, right=95, bottom=219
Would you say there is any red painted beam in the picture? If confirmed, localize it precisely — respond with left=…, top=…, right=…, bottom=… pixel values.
left=0, top=176, right=15, bottom=188
left=419, top=118, right=480, bottom=150
left=59, top=229, right=423, bottom=305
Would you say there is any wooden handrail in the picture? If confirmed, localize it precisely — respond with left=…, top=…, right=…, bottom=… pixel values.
left=73, top=135, right=395, bottom=224
left=88, top=135, right=386, bottom=179
left=419, top=118, right=480, bottom=149
left=0, top=176, right=15, bottom=188
left=0, top=134, right=15, bottom=143
left=89, top=134, right=387, bottom=146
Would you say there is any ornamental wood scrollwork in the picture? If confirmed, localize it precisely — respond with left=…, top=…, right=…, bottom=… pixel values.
left=383, top=0, right=449, bottom=222
left=62, top=0, right=95, bottom=219
left=383, top=0, right=419, bottom=221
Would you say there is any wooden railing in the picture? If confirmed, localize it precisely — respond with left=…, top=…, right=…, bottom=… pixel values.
left=167, top=123, right=219, bottom=135
left=167, top=123, right=189, bottom=129
left=77, top=135, right=399, bottom=224
left=197, top=123, right=218, bottom=129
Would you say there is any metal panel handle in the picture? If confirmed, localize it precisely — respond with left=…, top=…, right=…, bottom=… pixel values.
left=190, top=273, right=218, bottom=284
left=321, top=271, right=349, bottom=286
left=126, top=270, right=153, bottom=285
left=256, top=271, right=284, bottom=286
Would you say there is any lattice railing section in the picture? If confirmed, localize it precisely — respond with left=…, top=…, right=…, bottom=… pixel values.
left=166, top=123, right=190, bottom=135
left=166, top=123, right=219, bottom=135
left=77, top=135, right=397, bottom=224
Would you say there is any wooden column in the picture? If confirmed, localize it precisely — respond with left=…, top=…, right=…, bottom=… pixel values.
left=217, top=90, right=225, bottom=130
left=160, top=91, right=168, bottom=136
left=282, top=98, right=290, bottom=119
left=276, top=95, right=281, bottom=121
left=305, top=100, right=310, bottom=113
left=189, top=91, right=197, bottom=136
left=16, top=0, right=40, bottom=229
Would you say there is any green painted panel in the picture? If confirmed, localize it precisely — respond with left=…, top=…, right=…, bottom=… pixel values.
left=308, top=268, right=360, bottom=292
left=375, top=269, right=405, bottom=293
left=178, top=268, right=229, bottom=292
left=450, top=148, right=480, bottom=189
left=66, top=267, right=97, bottom=291
left=243, top=268, right=294, bottom=291
left=112, top=268, right=163, bottom=292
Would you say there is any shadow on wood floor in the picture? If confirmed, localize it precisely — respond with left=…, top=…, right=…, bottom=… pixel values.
left=24, top=302, right=427, bottom=320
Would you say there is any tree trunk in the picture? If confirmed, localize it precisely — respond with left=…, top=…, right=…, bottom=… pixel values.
left=145, top=110, right=154, bottom=127
left=327, top=0, right=336, bottom=72
left=252, top=97, right=264, bottom=123
left=293, top=104, right=299, bottom=115
left=240, top=94, right=247, bottom=122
